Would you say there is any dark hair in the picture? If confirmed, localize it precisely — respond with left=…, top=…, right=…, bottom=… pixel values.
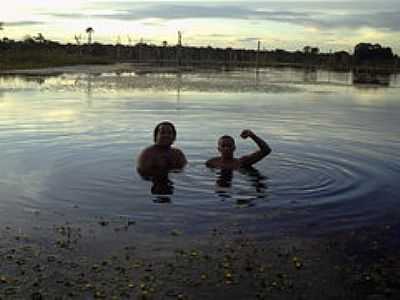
left=153, top=121, right=177, bottom=142
left=218, top=135, right=235, bottom=145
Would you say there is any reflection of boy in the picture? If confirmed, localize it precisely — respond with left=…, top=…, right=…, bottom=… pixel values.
left=206, top=130, right=271, bottom=170
left=137, top=121, right=187, bottom=177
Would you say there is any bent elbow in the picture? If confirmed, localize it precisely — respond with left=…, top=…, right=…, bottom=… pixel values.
left=266, top=146, right=272, bottom=156
left=262, top=145, right=271, bottom=157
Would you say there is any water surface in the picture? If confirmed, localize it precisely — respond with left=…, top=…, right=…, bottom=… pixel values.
left=0, top=66, right=399, bottom=238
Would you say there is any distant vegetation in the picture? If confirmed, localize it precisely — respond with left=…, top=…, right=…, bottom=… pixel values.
left=0, top=29, right=399, bottom=72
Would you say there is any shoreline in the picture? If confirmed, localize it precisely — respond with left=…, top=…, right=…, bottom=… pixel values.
left=1, top=220, right=399, bottom=299
left=1, top=61, right=399, bottom=77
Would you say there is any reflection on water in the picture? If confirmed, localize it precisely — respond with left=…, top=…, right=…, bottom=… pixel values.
left=85, top=74, right=93, bottom=102
left=151, top=174, right=174, bottom=203
left=139, top=172, right=175, bottom=203
left=1, top=68, right=399, bottom=98
left=302, top=67, right=317, bottom=82
left=0, top=66, right=399, bottom=237
left=214, top=167, right=269, bottom=207
left=241, top=167, right=268, bottom=195
left=352, top=69, right=391, bottom=86
left=216, top=169, right=234, bottom=189
left=138, top=167, right=175, bottom=203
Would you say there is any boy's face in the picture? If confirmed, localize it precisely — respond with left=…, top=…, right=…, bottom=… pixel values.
left=218, top=137, right=235, bottom=156
left=156, top=124, right=175, bottom=146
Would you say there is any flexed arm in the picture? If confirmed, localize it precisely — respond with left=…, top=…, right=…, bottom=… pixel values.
left=239, top=130, right=271, bottom=167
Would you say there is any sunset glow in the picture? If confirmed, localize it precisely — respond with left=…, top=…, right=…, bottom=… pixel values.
left=1, top=0, right=399, bottom=53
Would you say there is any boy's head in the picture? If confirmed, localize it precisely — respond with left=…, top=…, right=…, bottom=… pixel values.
left=153, top=121, right=177, bottom=146
left=218, top=135, right=236, bottom=157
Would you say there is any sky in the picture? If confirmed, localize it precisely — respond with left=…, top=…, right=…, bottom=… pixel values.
left=1, top=0, right=399, bottom=54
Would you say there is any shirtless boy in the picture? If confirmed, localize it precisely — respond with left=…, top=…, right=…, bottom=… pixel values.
left=206, top=130, right=271, bottom=169
left=137, top=121, right=187, bottom=177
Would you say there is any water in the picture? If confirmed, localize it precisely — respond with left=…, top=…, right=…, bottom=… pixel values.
left=0, top=66, right=399, bottom=238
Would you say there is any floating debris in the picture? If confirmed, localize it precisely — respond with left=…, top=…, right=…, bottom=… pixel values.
left=171, top=229, right=182, bottom=236
left=98, top=220, right=109, bottom=227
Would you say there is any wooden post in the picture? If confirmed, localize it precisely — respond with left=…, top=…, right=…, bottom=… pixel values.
left=256, top=40, right=261, bottom=69
left=177, top=31, right=182, bottom=66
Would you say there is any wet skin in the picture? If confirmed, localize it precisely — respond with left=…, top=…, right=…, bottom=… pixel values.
left=206, top=130, right=271, bottom=170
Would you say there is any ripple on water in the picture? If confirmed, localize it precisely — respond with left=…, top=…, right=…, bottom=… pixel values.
left=267, top=144, right=389, bottom=210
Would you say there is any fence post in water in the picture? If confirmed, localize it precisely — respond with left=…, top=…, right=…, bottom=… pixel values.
left=176, top=31, right=182, bottom=67
left=256, top=40, right=261, bottom=69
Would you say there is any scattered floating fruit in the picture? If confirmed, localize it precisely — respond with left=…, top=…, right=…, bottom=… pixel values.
left=295, top=262, right=303, bottom=269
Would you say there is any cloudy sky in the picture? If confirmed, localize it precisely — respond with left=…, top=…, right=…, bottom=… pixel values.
left=1, top=0, right=399, bottom=53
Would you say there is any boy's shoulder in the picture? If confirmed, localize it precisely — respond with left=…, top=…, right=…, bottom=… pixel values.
left=205, top=157, right=220, bottom=168
left=171, top=147, right=184, bottom=155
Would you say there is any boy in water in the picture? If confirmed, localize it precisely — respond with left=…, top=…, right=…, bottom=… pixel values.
left=206, top=129, right=271, bottom=169
left=137, top=121, right=187, bottom=177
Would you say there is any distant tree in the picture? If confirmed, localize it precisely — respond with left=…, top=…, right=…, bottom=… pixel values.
left=311, top=47, right=319, bottom=55
left=177, top=31, right=182, bottom=46
left=0, top=22, right=3, bottom=31
left=303, top=46, right=311, bottom=54
left=162, top=40, right=168, bottom=47
left=74, top=34, right=82, bottom=45
left=86, top=27, right=94, bottom=45
left=23, top=35, right=35, bottom=44
left=34, top=33, right=46, bottom=43
left=91, top=42, right=107, bottom=56
left=332, top=51, right=351, bottom=66
left=354, top=43, right=394, bottom=64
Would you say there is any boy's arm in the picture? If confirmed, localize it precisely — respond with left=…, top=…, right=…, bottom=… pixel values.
left=137, top=147, right=168, bottom=176
left=173, top=148, right=187, bottom=168
left=205, top=157, right=217, bottom=168
left=239, top=130, right=271, bottom=167
left=137, top=148, right=153, bottom=176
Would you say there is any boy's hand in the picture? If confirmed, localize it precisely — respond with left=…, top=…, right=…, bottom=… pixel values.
left=240, top=129, right=254, bottom=139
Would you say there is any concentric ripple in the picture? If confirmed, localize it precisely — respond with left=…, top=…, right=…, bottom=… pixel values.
left=268, top=149, right=375, bottom=205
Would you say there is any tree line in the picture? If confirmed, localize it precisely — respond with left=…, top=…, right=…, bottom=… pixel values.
left=0, top=25, right=398, bottom=71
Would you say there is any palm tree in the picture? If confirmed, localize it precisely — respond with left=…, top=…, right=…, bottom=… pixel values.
left=34, top=33, right=46, bottom=43
left=74, top=34, right=82, bottom=46
left=86, top=27, right=94, bottom=45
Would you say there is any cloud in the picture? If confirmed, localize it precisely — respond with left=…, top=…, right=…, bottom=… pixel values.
left=45, top=4, right=312, bottom=22
left=277, top=11, right=400, bottom=32
left=141, top=20, right=164, bottom=27
left=4, top=21, right=45, bottom=27
left=325, top=11, right=400, bottom=31
left=93, top=5, right=254, bottom=21
left=44, top=1, right=400, bottom=32
left=237, top=37, right=262, bottom=43
left=208, top=34, right=232, bottom=38
left=48, top=13, right=87, bottom=19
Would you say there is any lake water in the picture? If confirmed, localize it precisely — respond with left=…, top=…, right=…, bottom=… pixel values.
left=1, top=66, right=399, bottom=240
